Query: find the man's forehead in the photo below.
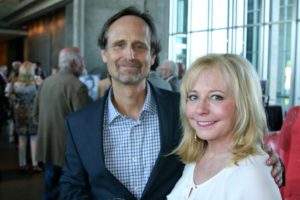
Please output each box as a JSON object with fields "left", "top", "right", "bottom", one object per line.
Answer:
{"left": 107, "top": 16, "right": 150, "bottom": 34}
{"left": 106, "top": 24, "right": 151, "bottom": 45}
{"left": 111, "top": 15, "right": 147, "bottom": 26}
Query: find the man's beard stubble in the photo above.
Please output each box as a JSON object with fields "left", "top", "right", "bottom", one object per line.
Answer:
{"left": 114, "top": 59, "right": 146, "bottom": 85}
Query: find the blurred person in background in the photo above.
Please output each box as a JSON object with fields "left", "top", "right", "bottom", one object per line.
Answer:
{"left": 51, "top": 66, "right": 59, "bottom": 76}
{"left": 33, "top": 47, "right": 91, "bottom": 200}
{"left": 4, "top": 61, "right": 22, "bottom": 143}
{"left": 33, "top": 61, "right": 45, "bottom": 86}
{"left": 160, "top": 60, "right": 180, "bottom": 92}
{"left": 8, "top": 61, "right": 22, "bottom": 83}
{"left": 148, "top": 62, "right": 172, "bottom": 91}
{"left": 6, "top": 61, "right": 40, "bottom": 171}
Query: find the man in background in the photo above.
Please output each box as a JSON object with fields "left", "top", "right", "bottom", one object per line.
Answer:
{"left": 33, "top": 47, "right": 91, "bottom": 200}
{"left": 160, "top": 59, "right": 180, "bottom": 92}
{"left": 147, "top": 63, "right": 172, "bottom": 91}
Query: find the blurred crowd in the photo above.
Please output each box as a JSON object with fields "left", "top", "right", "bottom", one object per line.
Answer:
{"left": 0, "top": 57, "right": 184, "bottom": 173}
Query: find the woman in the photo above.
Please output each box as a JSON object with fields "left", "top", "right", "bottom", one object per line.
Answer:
{"left": 167, "top": 54, "right": 281, "bottom": 199}
{"left": 7, "top": 61, "right": 41, "bottom": 171}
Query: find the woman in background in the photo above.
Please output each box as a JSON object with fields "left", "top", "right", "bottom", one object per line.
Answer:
{"left": 7, "top": 61, "right": 41, "bottom": 171}
{"left": 167, "top": 54, "right": 281, "bottom": 200}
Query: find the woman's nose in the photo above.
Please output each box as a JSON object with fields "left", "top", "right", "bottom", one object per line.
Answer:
{"left": 195, "top": 99, "right": 209, "bottom": 115}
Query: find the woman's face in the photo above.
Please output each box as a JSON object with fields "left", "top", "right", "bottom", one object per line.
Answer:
{"left": 185, "top": 68, "right": 237, "bottom": 145}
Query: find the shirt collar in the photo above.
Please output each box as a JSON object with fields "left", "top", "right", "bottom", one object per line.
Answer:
{"left": 107, "top": 82, "right": 156, "bottom": 124}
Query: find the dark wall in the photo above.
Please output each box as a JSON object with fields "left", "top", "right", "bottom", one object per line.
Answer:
{"left": 24, "top": 10, "right": 65, "bottom": 76}
{"left": 0, "top": 38, "right": 24, "bottom": 70}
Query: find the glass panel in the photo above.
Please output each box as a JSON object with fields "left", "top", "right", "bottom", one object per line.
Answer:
{"left": 248, "top": 12, "right": 254, "bottom": 24}
{"left": 211, "top": 29, "right": 227, "bottom": 53}
{"left": 169, "top": 0, "right": 177, "bottom": 34}
{"left": 170, "top": 34, "right": 187, "bottom": 65}
{"left": 270, "top": 0, "right": 280, "bottom": 22}
{"left": 246, "top": 26, "right": 259, "bottom": 69}
{"left": 299, "top": 0, "right": 300, "bottom": 19}
{"left": 268, "top": 21, "right": 292, "bottom": 112}
{"left": 280, "top": 7, "right": 286, "bottom": 20}
{"left": 190, "top": 32, "right": 207, "bottom": 63}
{"left": 276, "top": 22, "right": 292, "bottom": 109}
{"left": 211, "top": 0, "right": 228, "bottom": 28}
{"left": 295, "top": 19, "right": 300, "bottom": 105}
{"left": 248, "top": 0, "right": 254, "bottom": 10}
{"left": 280, "top": 1, "right": 293, "bottom": 21}
{"left": 247, "top": 0, "right": 260, "bottom": 24}
{"left": 236, "top": 27, "right": 244, "bottom": 55}
{"left": 236, "top": 1, "right": 245, "bottom": 26}
{"left": 271, "top": 0, "right": 292, "bottom": 21}
{"left": 190, "top": 0, "right": 208, "bottom": 31}
{"left": 287, "top": 6, "right": 292, "bottom": 20}
{"left": 177, "top": 0, "right": 188, "bottom": 32}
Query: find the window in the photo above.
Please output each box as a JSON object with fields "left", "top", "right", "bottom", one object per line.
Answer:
{"left": 169, "top": 0, "right": 300, "bottom": 111}
{"left": 169, "top": 0, "right": 188, "bottom": 65}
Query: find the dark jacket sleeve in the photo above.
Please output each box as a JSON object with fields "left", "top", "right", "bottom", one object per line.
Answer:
{"left": 59, "top": 118, "right": 94, "bottom": 200}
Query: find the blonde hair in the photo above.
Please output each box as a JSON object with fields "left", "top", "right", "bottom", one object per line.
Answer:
{"left": 18, "top": 61, "right": 35, "bottom": 83}
{"left": 175, "top": 54, "right": 268, "bottom": 164}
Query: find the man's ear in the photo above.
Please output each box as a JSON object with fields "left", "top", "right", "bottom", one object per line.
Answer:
{"left": 101, "top": 50, "right": 107, "bottom": 63}
{"left": 69, "top": 59, "right": 76, "bottom": 69}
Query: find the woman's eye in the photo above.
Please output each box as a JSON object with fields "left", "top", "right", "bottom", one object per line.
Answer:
{"left": 187, "top": 94, "right": 198, "bottom": 101}
{"left": 211, "top": 95, "right": 224, "bottom": 101}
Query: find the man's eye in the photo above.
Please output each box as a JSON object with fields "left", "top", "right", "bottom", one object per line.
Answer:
{"left": 133, "top": 43, "right": 147, "bottom": 51}
{"left": 114, "top": 43, "right": 125, "bottom": 49}
{"left": 187, "top": 94, "right": 198, "bottom": 101}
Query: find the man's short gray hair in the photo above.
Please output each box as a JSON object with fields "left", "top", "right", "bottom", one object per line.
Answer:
{"left": 58, "top": 50, "right": 80, "bottom": 69}
{"left": 162, "top": 60, "right": 178, "bottom": 76}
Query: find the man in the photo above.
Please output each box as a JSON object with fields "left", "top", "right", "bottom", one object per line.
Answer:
{"left": 147, "top": 64, "right": 172, "bottom": 91}
{"left": 33, "top": 47, "right": 91, "bottom": 200}
{"left": 160, "top": 60, "right": 180, "bottom": 92}
{"left": 60, "top": 7, "right": 283, "bottom": 200}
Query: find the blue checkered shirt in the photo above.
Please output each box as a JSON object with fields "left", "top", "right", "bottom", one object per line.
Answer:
{"left": 103, "top": 83, "right": 161, "bottom": 199}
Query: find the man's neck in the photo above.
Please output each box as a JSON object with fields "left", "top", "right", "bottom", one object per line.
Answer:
{"left": 111, "top": 80, "right": 147, "bottom": 120}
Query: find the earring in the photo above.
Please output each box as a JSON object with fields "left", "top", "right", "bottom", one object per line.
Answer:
{"left": 194, "top": 134, "right": 200, "bottom": 142}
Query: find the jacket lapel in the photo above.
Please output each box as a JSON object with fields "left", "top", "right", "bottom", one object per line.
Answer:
{"left": 141, "top": 85, "right": 181, "bottom": 198}
{"left": 83, "top": 96, "right": 136, "bottom": 199}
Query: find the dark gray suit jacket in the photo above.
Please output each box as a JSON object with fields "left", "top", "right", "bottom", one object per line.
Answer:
{"left": 60, "top": 83, "right": 184, "bottom": 200}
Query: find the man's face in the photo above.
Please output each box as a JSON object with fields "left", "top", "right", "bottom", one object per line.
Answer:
{"left": 160, "top": 65, "right": 171, "bottom": 80}
{"left": 101, "top": 15, "right": 155, "bottom": 85}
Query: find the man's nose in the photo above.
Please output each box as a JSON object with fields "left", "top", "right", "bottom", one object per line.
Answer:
{"left": 124, "top": 47, "right": 135, "bottom": 59}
